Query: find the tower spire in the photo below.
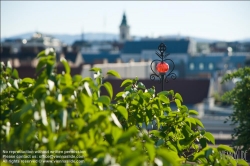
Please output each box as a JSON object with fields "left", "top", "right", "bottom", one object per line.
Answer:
{"left": 119, "top": 12, "right": 130, "bottom": 43}
{"left": 120, "top": 12, "right": 127, "bottom": 26}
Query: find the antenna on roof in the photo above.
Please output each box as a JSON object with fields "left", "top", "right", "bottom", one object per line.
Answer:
{"left": 35, "top": 27, "right": 38, "bottom": 34}
{"left": 81, "top": 27, "right": 84, "bottom": 42}
{"left": 103, "top": 15, "right": 106, "bottom": 41}
{"left": 177, "top": 32, "right": 180, "bottom": 40}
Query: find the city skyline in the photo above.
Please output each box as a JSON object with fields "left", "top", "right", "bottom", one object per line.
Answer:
{"left": 1, "top": 1, "right": 250, "bottom": 41}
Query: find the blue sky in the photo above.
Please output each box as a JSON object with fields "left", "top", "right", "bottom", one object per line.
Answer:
{"left": 1, "top": 1, "right": 250, "bottom": 41}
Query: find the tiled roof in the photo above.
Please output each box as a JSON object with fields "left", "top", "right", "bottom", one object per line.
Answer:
{"left": 189, "top": 55, "right": 246, "bottom": 63}
{"left": 64, "top": 52, "right": 78, "bottom": 62}
{"left": 189, "top": 56, "right": 223, "bottom": 62}
{"left": 82, "top": 53, "right": 120, "bottom": 64}
{"left": 122, "top": 39, "right": 190, "bottom": 54}
{"left": 72, "top": 41, "right": 90, "bottom": 47}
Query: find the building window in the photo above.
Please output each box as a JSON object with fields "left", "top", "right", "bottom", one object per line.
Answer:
{"left": 208, "top": 63, "right": 214, "bottom": 70}
{"left": 122, "top": 33, "right": 125, "bottom": 39}
{"left": 199, "top": 63, "right": 204, "bottom": 70}
{"left": 189, "top": 63, "right": 194, "bottom": 70}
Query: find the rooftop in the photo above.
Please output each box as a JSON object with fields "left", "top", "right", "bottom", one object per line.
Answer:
{"left": 122, "top": 39, "right": 190, "bottom": 54}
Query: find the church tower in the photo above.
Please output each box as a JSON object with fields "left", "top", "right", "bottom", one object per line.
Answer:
{"left": 119, "top": 12, "right": 130, "bottom": 42}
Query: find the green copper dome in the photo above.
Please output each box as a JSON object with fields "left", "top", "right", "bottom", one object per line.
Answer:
{"left": 120, "top": 13, "right": 127, "bottom": 26}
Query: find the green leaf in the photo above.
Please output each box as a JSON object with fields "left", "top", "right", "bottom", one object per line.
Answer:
{"left": 22, "top": 78, "right": 34, "bottom": 84}
{"left": 229, "top": 158, "right": 237, "bottom": 166}
{"left": 62, "top": 86, "right": 74, "bottom": 95}
{"left": 117, "top": 126, "right": 137, "bottom": 144}
{"left": 148, "top": 88, "right": 155, "bottom": 96}
{"left": 62, "top": 73, "right": 72, "bottom": 86}
{"left": 142, "top": 92, "right": 151, "bottom": 100}
{"left": 205, "top": 148, "right": 213, "bottom": 158}
{"left": 107, "top": 70, "right": 121, "bottom": 79}
{"left": 97, "top": 96, "right": 110, "bottom": 106}
{"left": 124, "top": 85, "right": 132, "bottom": 92}
{"left": 200, "top": 130, "right": 206, "bottom": 135}
{"left": 46, "top": 58, "right": 55, "bottom": 76}
{"left": 112, "top": 126, "right": 123, "bottom": 143}
{"left": 200, "top": 138, "right": 207, "bottom": 149}
{"left": 117, "top": 105, "right": 128, "bottom": 120}
{"left": 73, "top": 74, "right": 83, "bottom": 82}
{"left": 138, "top": 82, "right": 146, "bottom": 89}
{"left": 37, "top": 50, "right": 46, "bottom": 57}
{"left": 159, "top": 95, "right": 170, "bottom": 104}
{"left": 103, "top": 82, "right": 113, "bottom": 99}
{"left": 157, "top": 91, "right": 169, "bottom": 96}
{"left": 175, "top": 99, "right": 181, "bottom": 107}
{"left": 33, "top": 85, "right": 46, "bottom": 99}
{"left": 193, "top": 150, "right": 205, "bottom": 161}
{"left": 121, "top": 79, "right": 133, "bottom": 87}
{"left": 16, "top": 92, "right": 25, "bottom": 101}
{"left": 156, "top": 148, "right": 180, "bottom": 166}
{"left": 180, "top": 105, "right": 188, "bottom": 114}
{"left": 169, "top": 90, "right": 174, "bottom": 96}
{"left": 189, "top": 110, "right": 199, "bottom": 115}
{"left": 182, "top": 124, "right": 193, "bottom": 137}
{"left": 217, "top": 145, "right": 234, "bottom": 153}
{"left": 14, "top": 103, "right": 33, "bottom": 121}
{"left": 131, "top": 100, "right": 138, "bottom": 106}
{"left": 12, "top": 69, "right": 19, "bottom": 79}
{"left": 175, "top": 93, "right": 183, "bottom": 102}
{"left": 156, "top": 139, "right": 164, "bottom": 146}
{"left": 237, "top": 159, "right": 248, "bottom": 166}
{"left": 145, "top": 143, "right": 155, "bottom": 162}
{"left": 150, "top": 130, "right": 161, "bottom": 137}
{"left": 184, "top": 118, "right": 191, "bottom": 127}
{"left": 82, "top": 77, "right": 93, "bottom": 83}
{"left": 36, "top": 57, "right": 47, "bottom": 73}
{"left": 60, "top": 58, "right": 70, "bottom": 74}
{"left": 194, "top": 118, "right": 205, "bottom": 128}
{"left": 189, "top": 117, "right": 197, "bottom": 126}
{"left": 166, "top": 141, "right": 178, "bottom": 152}
{"left": 90, "top": 67, "right": 101, "bottom": 72}
{"left": 88, "top": 146, "right": 107, "bottom": 157}
{"left": 115, "top": 92, "right": 125, "bottom": 99}
{"left": 204, "top": 132, "right": 215, "bottom": 144}
{"left": 156, "top": 117, "right": 160, "bottom": 129}
{"left": 120, "top": 151, "right": 145, "bottom": 166}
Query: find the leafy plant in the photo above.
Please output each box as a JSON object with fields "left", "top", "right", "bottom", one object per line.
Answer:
{"left": 0, "top": 49, "right": 248, "bottom": 166}
{"left": 221, "top": 67, "right": 250, "bottom": 153}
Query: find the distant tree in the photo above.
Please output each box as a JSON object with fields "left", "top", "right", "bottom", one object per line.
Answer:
{"left": 221, "top": 67, "right": 250, "bottom": 152}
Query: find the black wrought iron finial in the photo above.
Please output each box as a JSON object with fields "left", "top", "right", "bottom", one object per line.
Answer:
{"left": 150, "top": 43, "right": 177, "bottom": 91}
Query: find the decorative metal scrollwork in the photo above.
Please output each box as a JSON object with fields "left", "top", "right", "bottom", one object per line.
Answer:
{"left": 150, "top": 43, "right": 176, "bottom": 90}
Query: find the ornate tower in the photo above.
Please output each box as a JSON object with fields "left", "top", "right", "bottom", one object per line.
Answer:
{"left": 119, "top": 12, "right": 130, "bottom": 42}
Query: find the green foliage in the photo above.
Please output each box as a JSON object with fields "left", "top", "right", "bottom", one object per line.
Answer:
{"left": 221, "top": 67, "right": 250, "bottom": 152}
{"left": 192, "top": 145, "right": 248, "bottom": 166}
{"left": 0, "top": 50, "right": 248, "bottom": 166}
